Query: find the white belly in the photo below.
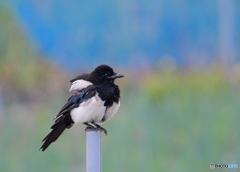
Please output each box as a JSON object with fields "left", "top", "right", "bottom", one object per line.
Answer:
{"left": 102, "top": 102, "right": 120, "bottom": 123}
{"left": 70, "top": 94, "right": 105, "bottom": 124}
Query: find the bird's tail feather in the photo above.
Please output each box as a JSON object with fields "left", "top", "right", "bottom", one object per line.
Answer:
{"left": 40, "top": 116, "right": 67, "bottom": 152}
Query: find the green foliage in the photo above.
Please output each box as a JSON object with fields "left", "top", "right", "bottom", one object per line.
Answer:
{"left": 143, "top": 66, "right": 229, "bottom": 103}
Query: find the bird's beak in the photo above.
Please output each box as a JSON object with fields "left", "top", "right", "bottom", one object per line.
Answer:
{"left": 109, "top": 73, "right": 124, "bottom": 79}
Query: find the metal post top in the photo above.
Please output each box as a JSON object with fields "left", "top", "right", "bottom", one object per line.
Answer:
{"left": 86, "top": 129, "right": 102, "bottom": 172}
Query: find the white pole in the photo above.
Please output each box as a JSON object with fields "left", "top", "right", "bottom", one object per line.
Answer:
{"left": 86, "top": 130, "right": 102, "bottom": 172}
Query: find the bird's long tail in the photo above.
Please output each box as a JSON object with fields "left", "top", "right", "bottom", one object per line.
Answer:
{"left": 40, "top": 113, "right": 73, "bottom": 152}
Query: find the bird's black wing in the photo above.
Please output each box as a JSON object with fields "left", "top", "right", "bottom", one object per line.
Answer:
{"left": 40, "top": 85, "right": 97, "bottom": 151}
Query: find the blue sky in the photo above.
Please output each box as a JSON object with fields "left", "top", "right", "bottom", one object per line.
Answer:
{"left": 1, "top": 0, "right": 239, "bottom": 69}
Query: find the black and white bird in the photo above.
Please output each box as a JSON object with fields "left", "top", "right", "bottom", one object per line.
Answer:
{"left": 40, "top": 64, "right": 124, "bottom": 151}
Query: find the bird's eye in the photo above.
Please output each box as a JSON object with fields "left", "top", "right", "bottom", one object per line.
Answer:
{"left": 104, "top": 72, "right": 110, "bottom": 77}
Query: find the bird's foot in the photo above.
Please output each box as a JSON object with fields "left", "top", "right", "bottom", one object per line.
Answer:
{"left": 85, "top": 126, "right": 97, "bottom": 132}
{"left": 96, "top": 126, "right": 108, "bottom": 136}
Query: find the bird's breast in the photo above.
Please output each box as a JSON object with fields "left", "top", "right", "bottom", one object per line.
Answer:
{"left": 102, "top": 101, "right": 120, "bottom": 123}
{"left": 70, "top": 94, "right": 105, "bottom": 124}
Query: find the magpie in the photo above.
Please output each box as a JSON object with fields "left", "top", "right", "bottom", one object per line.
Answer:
{"left": 40, "top": 64, "right": 124, "bottom": 151}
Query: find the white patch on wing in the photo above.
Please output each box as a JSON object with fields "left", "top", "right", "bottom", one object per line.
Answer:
{"left": 70, "top": 94, "right": 105, "bottom": 124}
{"left": 69, "top": 80, "right": 92, "bottom": 92}
{"left": 102, "top": 102, "right": 120, "bottom": 123}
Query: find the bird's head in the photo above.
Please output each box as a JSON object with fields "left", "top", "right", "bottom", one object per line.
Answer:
{"left": 90, "top": 65, "right": 124, "bottom": 84}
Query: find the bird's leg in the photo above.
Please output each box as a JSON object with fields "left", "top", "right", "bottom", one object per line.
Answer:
{"left": 84, "top": 122, "right": 97, "bottom": 132}
{"left": 92, "top": 122, "right": 108, "bottom": 135}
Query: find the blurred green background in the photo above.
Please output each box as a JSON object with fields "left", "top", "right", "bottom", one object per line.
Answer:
{"left": 0, "top": 1, "right": 240, "bottom": 172}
